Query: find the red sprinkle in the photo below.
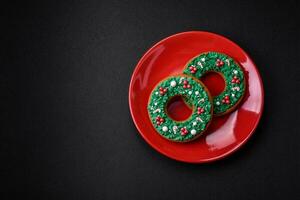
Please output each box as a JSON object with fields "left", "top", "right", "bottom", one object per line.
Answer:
{"left": 231, "top": 76, "right": 240, "bottom": 84}
{"left": 156, "top": 116, "right": 165, "bottom": 125}
{"left": 216, "top": 59, "right": 224, "bottom": 67}
{"left": 180, "top": 128, "right": 188, "bottom": 136}
{"left": 159, "top": 87, "right": 167, "bottom": 95}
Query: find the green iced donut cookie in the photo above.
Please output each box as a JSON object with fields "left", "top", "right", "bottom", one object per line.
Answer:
{"left": 183, "top": 52, "right": 246, "bottom": 116}
{"left": 147, "top": 75, "right": 213, "bottom": 142}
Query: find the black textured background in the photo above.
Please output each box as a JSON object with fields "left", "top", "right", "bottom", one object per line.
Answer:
{"left": 2, "top": 0, "right": 300, "bottom": 199}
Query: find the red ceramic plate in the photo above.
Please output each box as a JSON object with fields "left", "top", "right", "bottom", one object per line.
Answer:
{"left": 129, "top": 31, "right": 264, "bottom": 163}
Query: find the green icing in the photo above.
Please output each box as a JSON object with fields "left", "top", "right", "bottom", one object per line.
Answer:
{"left": 148, "top": 76, "right": 212, "bottom": 142}
{"left": 183, "top": 52, "right": 245, "bottom": 115}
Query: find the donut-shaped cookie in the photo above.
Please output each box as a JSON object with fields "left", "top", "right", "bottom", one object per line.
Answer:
{"left": 183, "top": 52, "right": 246, "bottom": 116}
{"left": 147, "top": 75, "right": 213, "bottom": 142}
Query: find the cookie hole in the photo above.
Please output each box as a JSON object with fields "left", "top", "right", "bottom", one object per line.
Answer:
{"left": 201, "top": 72, "right": 225, "bottom": 96}
{"left": 166, "top": 96, "right": 192, "bottom": 121}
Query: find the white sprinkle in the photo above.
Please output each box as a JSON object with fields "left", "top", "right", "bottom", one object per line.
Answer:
{"left": 216, "top": 101, "right": 220, "bottom": 105}
{"left": 201, "top": 58, "right": 205, "bottom": 62}
{"left": 192, "top": 121, "right": 197, "bottom": 126}
{"left": 232, "top": 93, "right": 235, "bottom": 97}
{"left": 170, "top": 80, "right": 177, "bottom": 87}
{"left": 196, "top": 117, "right": 203, "bottom": 122}
{"left": 197, "top": 61, "right": 203, "bottom": 68}
{"left": 198, "top": 98, "right": 204, "bottom": 103}
{"left": 188, "top": 91, "right": 192, "bottom": 95}
{"left": 155, "top": 92, "right": 159, "bottom": 95}
{"left": 191, "top": 129, "right": 197, "bottom": 135}
{"left": 154, "top": 102, "right": 157, "bottom": 106}
{"left": 153, "top": 108, "right": 161, "bottom": 113}
{"left": 233, "top": 70, "right": 238, "bottom": 74}
{"left": 173, "top": 126, "right": 178, "bottom": 134}
{"left": 195, "top": 91, "right": 199, "bottom": 95}
{"left": 225, "top": 59, "right": 230, "bottom": 66}
{"left": 179, "top": 77, "right": 184, "bottom": 84}
{"left": 162, "top": 126, "right": 168, "bottom": 132}
{"left": 232, "top": 86, "right": 240, "bottom": 91}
